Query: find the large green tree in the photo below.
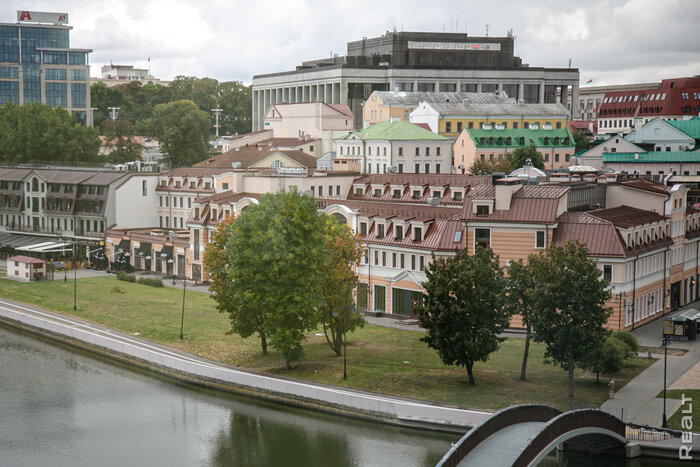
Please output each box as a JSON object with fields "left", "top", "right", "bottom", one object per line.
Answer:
{"left": 529, "top": 241, "right": 612, "bottom": 400}
{"left": 0, "top": 102, "right": 101, "bottom": 164}
{"left": 506, "top": 144, "right": 545, "bottom": 170}
{"left": 468, "top": 159, "right": 512, "bottom": 175}
{"left": 152, "top": 99, "right": 211, "bottom": 167}
{"left": 573, "top": 130, "right": 591, "bottom": 153}
{"left": 100, "top": 119, "right": 144, "bottom": 164}
{"left": 205, "top": 190, "right": 327, "bottom": 368}
{"left": 217, "top": 81, "right": 252, "bottom": 135}
{"left": 505, "top": 259, "right": 537, "bottom": 381}
{"left": 416, "top": 247, "right": 509, "bottom": 385}
{"left": 317, "top": 215, "right": 365, "bottom": 356}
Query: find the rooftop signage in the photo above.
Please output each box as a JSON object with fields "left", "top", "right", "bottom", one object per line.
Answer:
{"left": 408, "top": 41, "right": 501, "bottom": 51}
{"left": 17, "top": 11, "right": 69, "bottom": 25}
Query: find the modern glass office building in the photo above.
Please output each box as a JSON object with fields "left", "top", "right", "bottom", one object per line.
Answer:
{"left": 0, "top": 11, "right": 92, "bottom": 125}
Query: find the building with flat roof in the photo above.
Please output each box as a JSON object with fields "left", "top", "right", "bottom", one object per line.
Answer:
{"left": 91, "top": 63, "right": 170, "bottom": 87}
{"left": 0, "top": 10, "right": 92, "bottom": 125}
{"left": 252, "top": 31, "right": 580, "bottom": 131}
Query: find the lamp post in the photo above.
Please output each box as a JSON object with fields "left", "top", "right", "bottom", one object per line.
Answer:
{"left": 179, "top": 278, "right": 186, "bottom": 339}
{"left": 662, "top": 335, "right": 669, "bottom": 427}
{"left": 73, "top": 243, "right": 77, "bottom": 310}
{"left": 62, "top": 237, "right": 67, "bottom": 282}
{"left": 615, "top": 291, "right": 626, "bottom": 330}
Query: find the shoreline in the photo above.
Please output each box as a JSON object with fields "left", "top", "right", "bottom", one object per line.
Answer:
{"left": 0, "top": 297, "right": 489, "bottom": 433}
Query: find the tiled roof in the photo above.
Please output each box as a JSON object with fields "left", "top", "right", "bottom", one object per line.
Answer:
{"left": 351, "top": 173, "right": 491, "bottom": 187}
{"left": 603, "top": 151, "right": 700, "bottom": 163}
{"left": 195, "top": 149, "right": 318, "bottom": 169}
{"left": 326, "top": 103, "right": 353, "bottom": 118}
{"left": 618, "top": 179, "right": 670, "bottom": 196}
{"left": 465, "top": 127, "right": 574, "bottom": 148}
{"left": 375, "top": 91, "right": 508, "bottom": 106}
{"left": 462, "top": 185, "right": 569, "bottom": 223}
{"left": 665, "top": 118, "right": 700, "bottom": 140}
{"left": 427, "top": 101, "right": 569, "bottom": 118}
{"left": 320, "top": 198, "right": 462, "bottom": 220}
{"left": 590, "top": 205, "right": 667, "bottom": 229}
{"left": 341, "top": 121, "right": 450, "bottom": 141}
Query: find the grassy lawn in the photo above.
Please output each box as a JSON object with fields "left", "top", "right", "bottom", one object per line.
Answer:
{"left": 0, "top": 276, "right": 653, "bottom": 411}
{"left": 657, "top": 389, "right": 700, "bottom": 431}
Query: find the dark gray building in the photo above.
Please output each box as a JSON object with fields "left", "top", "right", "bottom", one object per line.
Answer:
{"left": 252, "top": 31, "right": 579, "bottom": 130}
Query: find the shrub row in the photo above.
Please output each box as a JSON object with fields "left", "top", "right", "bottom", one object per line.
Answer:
{"left": 116, "top": 272, "right": 163, "bottom": 288}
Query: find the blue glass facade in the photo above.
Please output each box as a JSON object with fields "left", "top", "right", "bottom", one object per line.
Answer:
{"left": 0, "top": 21, "right": 90, "bottom": 122}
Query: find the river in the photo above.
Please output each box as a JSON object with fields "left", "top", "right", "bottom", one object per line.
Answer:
{"left": 0, "top": 325, "right": 687, "bottom": 467}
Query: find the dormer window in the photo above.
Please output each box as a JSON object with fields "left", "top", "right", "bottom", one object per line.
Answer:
{"left": 453, "top": 191, "right": 463, "bottom": 200}
{"left": 194, "top": 207, "right": 200, "bottom": 218}
{"left": 355, "top": 187, "right": 364, "bottom": 196}
{"left": 412, "top": 190, "right": 421, "bottom": 199}
{"left": 476, "top": 205, "right": 490, "bottom": 215}
{"left": 212, "top": 209, "right": 218, "bottom": 220}
{"left": 414, "top": 227, "right": 423, "bottom": 241}
{"left": 393, "top": 189, "right": 401, "bottom": 198}
{"left": 374, "top": 188, "right": 382, "bottom": 197}
{"left": 205, "top": 182, "right": 212, "bottom": 189}
{"left": 175, "top": 181, "right": 182, "bottom": 188}
{"left": 160, "top": 180, "right": 167, "bottom": 187}
{"left": 360, "top": 222, "right": 367, "bottom": 236}
{"left": 377, "top": 224, "right": 385, "bottom": 238}
{"left": 190, "top": 181, "right": 196, "bottom": 188}
{"left": 395, "top": 225, "right": 403, "bottom": 239}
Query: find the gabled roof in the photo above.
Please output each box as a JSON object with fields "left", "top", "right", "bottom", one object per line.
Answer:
{"left": 341, "top": 121, "right": 449, "bottom": 141}
{"left": 195, "top": 149, "right": 317, "bottom": 169}
{"left": 421, "top": 101, "right": 569, "bottom": 118}
{"left": 618, "top": 179, "right": 671, "bottom": 196}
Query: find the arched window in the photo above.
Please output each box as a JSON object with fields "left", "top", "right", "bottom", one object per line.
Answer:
{"left": 32, "top": 177, "right": 39, "bottom": 192}
{"left": 333, "top": 213, "right": 347, "bottom": 225}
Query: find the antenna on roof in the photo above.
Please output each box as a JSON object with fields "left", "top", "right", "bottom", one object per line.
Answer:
{"left": 485, "top": 24, "right": 489, "bottom": 36}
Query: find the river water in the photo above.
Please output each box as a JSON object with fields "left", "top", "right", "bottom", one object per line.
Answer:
{"left": 0, "top": 325, "right": 687, "bottom": 467}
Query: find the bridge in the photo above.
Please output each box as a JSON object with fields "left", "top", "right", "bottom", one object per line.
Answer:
{"left": 436, "top": 404, "right": 628, "bottom": 467}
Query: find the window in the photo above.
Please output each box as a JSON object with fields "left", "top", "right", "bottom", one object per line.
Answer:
{"left": 193, "top": 229, "right": 200, "bottom": 260}
{"left": 603, "top": 264, "right": 612, "bottom": 282}
{"left": 398, "top": 163, "right": 403, "bottom": 173}
{"left": 360, "top": 222, "right": 367, "bottom": 236}
{"left": 355, "top": 188, "right": 363, "bottom": 196}
{"left": 412, "top": 189, "right": 421, "bottom": 199}
{"left": 382, "top": 251, "right": 386, "bottom": 266}
{"left": 319, "top": 186, "right": 323, "bottom": 197}
{"left": 446, "top": 122, "right": 452, "bottom": 133}
{"left": 424, "top": 163, "right": 429, "bottom": 173}
{"left": 415, "top": 164, "right": 420, "bottom": 173}
{"left": 425, "top": 147, "right": 430, "bottom": 156}
{"left": 536, "top": 230, "right": 545, "bottom": 249}
{"left": 395, "top": 225, "right": 403, "bottom": 239}
{"left": 414, "top": 227, "right": 422, "bottom": 241}
{"left": 374, "top": 250, "right": 379, "bottom": 266}
{"left": 392, "top": 253, "right": 397, "bottom": 267}
{"left": 377, "top": 224, "right": 385, "bottom": 237}
{"left": 398, "top": 147, "right": 403, "bottom": 156}
{"left": 475, "top": 228, "right": 490, "bottom": 249}
{"left": 453, "top": 191, "right": 463, "bottom": 200}
{"left": 393, "top": 189, "right": 401, "bottom": 198}
{"left": 415, "top": 147, "right": 420, "bottom": 156}
{"left": 400, "top": 254, "right": 405, "bottom": 269}
{"left": 419, "top": 256, "right": 425, "bottom": 271}
{"left": 411, "top": 255, "right": 416, "bottom": 270}
{"left": 374, "top": 188, "right": 382, "bottom": 197}
{"left": 476, "top": 205, "right": 489, "bottom": 215}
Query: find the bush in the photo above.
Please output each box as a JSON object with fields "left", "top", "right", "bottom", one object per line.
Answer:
{"left": 116, "top": 271, "right": 136, "bottom": 283}
{"left": 584, "top": 336, "right": 628, "bottom": 378}
{"left": 111, "top": 286, "right": 125, "bottom": 294}
{"left": 610, "top": 330, "right": 639, "bottom": 355}
{"left": 137, "top": 277, "right": 164, "bottom": 288}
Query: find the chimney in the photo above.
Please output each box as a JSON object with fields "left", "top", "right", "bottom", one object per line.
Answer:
{"left": 494, "top": 178, "right": 522, "bottom": 210}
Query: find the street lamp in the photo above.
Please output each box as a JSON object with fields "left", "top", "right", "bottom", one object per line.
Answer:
{"left": 179, "top": 278, "right": 187, "bottom": 339}
{"left": 662, "top": 335, "right": 670, "bottom": 427}
{"left": 73, "top": 243, "right": 77, "bottom": 310}
{"left": 614, "top": 291, "right": 626, "bottom": 330}
{"left": 168, "top": 258, "right": 175, "bottom": 284}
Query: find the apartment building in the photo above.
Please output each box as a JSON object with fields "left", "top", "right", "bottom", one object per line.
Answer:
{"left": 335, "top": 121, "right": 453, "bottom": 174}
{"left": 409, "top": 100, "right": 570, "bottom": 138}
{"left": 454, "top": 124, "right": 575, "bottom": 172}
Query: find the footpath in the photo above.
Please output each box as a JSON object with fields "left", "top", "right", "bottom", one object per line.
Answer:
{"left": 601, "top": 304, "right": 700, "bottom": 428}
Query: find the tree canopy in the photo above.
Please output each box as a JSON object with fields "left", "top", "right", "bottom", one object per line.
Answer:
{"left": 417, "top": 247, "right": 509, "bottom": 385}
{"left": 573, "top": 130, "right": 591, "bottom": 153}
{"left": 90, "top": 76, "right": 252, "bottom": 137}
{"left": 468, "top": 159, "right": 512, "bottom": 175}
{"left": 205, "top": 190, "right": 327, "bottom": 368}
{"left": 505, "top": 259, "right": 537, "bottom": 380}
{"left": 529, "top": 241, "right": 612, "bottom": 400}
{"left": 317, "top": 215, "right": 364, "bottom": 356}
{"left": 506, "top": 144, "right": 545, "bottom": 170}
{"left": 152, "top": 100, "right": 211, "bottom": 167}
{"left": 0, "top": 102, "right": 101, "bottom": 165}
{"left": 100, "top": 119, "right": 144, "bottom": 164}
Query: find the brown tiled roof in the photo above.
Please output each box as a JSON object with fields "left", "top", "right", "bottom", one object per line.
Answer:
{"left": 463, "top": 185, "right": 569, "bottom": 224}
{"left": 326, "top": 103, "right": 353, "bottom": 118}
{"left": 619, "top": 179, "right": 670, "bottom": 196}
{"left": 318, "top": 198, "right": 462, "bottom": 220}
{"left": 255, "top": 137, "right": 320, "bottom": 148}
{"left": 553, "top": 210, "right": 673, "bottom": 258}
{"left": 195, "top": 149, "right": 318, "bottom": 169}
{"left": 591, "top": 205, "right": 667, "bottom": 228}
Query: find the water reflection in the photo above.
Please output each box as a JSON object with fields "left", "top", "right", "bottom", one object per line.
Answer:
{"left": 0, "top": 326, "right": 455, "bottom": 467}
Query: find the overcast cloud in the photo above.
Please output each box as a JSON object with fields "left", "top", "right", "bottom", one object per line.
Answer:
{"left": 5, "top": 0, "right": 700, "bottom": 86}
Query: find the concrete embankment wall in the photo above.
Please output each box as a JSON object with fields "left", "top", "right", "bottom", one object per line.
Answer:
{"left": 0, "top": 304, "right": 489, "bottom": 433}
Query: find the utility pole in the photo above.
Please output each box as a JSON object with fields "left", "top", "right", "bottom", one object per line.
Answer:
{"left": 212, "top": 108, "right": 223, "bottom": 137}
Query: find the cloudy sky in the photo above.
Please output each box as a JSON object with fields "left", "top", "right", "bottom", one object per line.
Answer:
{"left": 5, "top": 0, "right": 700, "bottom": 86}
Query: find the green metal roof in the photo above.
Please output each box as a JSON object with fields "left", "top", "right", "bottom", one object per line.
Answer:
{"left": 466, "top": 127, "right": 574, "bottom": 148}
{"left": 602, "top": 151, "right": 700, "bottom": 163}
{"left": 342, "top": 121, "right": 449, "bottom": 141}
{"left": 667, "top": 117, "right": 700, "bottom": 140}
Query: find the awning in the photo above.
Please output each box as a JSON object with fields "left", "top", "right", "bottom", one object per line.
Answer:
{"left": 116, "top": 239, "right": 130, "bottom": 254}
{"left": 156, "top": 245, "right": 173, "bottom": 260}
{"left": 16, "top": 241, "right": 72, "bottom": 253}
{"left": 135, "top": 242, "right": 152, "bottom": 257}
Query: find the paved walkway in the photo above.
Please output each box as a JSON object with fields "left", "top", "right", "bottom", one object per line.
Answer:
{"left": 0, "top": 294, "right": 490, "bottom": 431}
{"left": 602, "top": 304, "right": 700, "bottom": 427}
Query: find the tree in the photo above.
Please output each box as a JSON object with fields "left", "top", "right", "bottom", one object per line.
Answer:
{"left": 100, "top": 119, "right": 144, "bottom": 164}
{"left": 505, "top": 259, "right": 536, "bottom": 380}
{"left": 573, "top": 130, "right": 590, "bottom": 153}
{"left": 152, "top": 100, "right": 211, "bottom": 167}
{"left": 468, "top": 159, "right": 512, "bottom": 175}
{"left": 0, "top": 102, "right": 101, "bottom": 164}
{"left": 218, "top": 81, "right": 252, "bottom": 135}
{"left": 583, "top": 335, "right": 626, "bottom": 383}
{"left": 416, "top": 247, "right": 509, "bottom": 385}
{"left": 529, "top": 241, "right": 612, "bottom": 400}
{"left": 204, "top": 190, "right": 327, "bottom": 368}
{"left": 505, "top": 144, "right": 544, "bottom": 170}
{"left": 317, "top": 215, "right": 364, "bottom": 356}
